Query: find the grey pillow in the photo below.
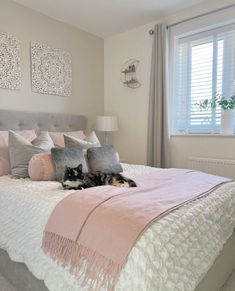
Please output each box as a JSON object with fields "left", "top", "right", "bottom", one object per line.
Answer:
{"left": 87, "top": 145, "right": 123, "bottom": 174}
{"left": 9, "top": 131, "right": 54, "bottom": 178}
{"left": 64, "top": 131, "right": 100, "bottom": 150}
{"left": 51, "top": 147, "right": 88, "bottom": 181}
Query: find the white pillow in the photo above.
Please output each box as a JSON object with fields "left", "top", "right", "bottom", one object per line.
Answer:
{"left": 64, "top": 131, "right": 101, "bottom": 149}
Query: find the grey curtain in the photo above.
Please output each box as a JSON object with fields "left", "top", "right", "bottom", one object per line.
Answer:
{"left": 147, "top": 24, "right": 170, "bottom": 168}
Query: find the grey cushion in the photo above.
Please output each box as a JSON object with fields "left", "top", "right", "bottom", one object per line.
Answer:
{"left": 64, "top": 131, "right": 100, "bottom": 150}
{"left": 87, "top": 145, "right": 123, "bottom": 174}
{"left": 51, "top": 147, "right": 88, "bottom": 181}
{"left": 9, "top": 131, "right": 54, "bottom": 178}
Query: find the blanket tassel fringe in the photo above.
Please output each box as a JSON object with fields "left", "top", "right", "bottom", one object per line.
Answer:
{"left": 42, "top": 231, "right": 124, "bottom": 291}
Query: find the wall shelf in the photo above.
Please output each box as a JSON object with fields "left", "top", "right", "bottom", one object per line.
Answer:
{"left": 121, "top": 59, "right": 141, "bottom": 89}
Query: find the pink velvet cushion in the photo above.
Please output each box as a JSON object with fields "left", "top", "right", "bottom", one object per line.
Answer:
{"left": 49, "top": 131, "right": 85, "bottom": 148}
{"left": 0, "top": 130, "right": 37, "bottom": 176}
{"left": 29, "top": 152, "right": 56, "bottom": 181}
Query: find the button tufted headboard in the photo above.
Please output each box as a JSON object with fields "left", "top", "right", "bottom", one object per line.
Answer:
{"left": 0, "top": 109, "right": 87, "bottom": 132}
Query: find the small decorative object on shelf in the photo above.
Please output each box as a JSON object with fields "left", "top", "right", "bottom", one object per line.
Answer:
{"left": 121, "top": 59, "right": 141, "bottom": 89}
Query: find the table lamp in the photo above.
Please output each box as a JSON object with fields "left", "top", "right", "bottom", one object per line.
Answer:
{"left": 95, "top": 115, "right": 118, "bottom": 144}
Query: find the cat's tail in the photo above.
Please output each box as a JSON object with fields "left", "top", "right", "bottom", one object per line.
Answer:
{"left": 128, "top": 179, "right": 137, "bottom": 187}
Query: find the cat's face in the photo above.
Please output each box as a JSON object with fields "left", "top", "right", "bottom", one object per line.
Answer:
{"left": 62, "top": 165, "right": 84, "bottom": 193}
{"left": 63, "top": 164, "right": 83, "bottom": 180}
{"left": 62, "top": 165, "right": 84, "bottom": 189}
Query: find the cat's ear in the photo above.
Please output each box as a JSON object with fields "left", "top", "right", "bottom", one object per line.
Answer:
{"left": 77, "top": 164, "right": 83, "bottom": 172}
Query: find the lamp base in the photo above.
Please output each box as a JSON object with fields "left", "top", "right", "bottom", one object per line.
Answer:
{"left": 104, "top": 131, "right": 109, "bottom": 145}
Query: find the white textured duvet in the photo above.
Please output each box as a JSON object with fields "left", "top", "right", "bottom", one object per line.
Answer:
{"left": 0, "top": 164, "right": 235, "bottom": 291}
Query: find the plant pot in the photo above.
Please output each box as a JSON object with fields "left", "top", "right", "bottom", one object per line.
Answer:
{"left": 220, "top": 110, "right": 234, "bottom": 134}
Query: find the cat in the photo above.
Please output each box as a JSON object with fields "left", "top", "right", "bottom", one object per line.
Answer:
{"left": 61, "top": 164, "right": 137, "bottom": 190}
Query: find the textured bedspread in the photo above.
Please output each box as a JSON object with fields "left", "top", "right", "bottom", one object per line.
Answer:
{"left": 0, "top": 164, "right": 235, "bottom": 291}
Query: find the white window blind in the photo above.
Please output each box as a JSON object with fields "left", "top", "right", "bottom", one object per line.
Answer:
{"left": 172, "top": 23, "right": 235, "bottom": 133}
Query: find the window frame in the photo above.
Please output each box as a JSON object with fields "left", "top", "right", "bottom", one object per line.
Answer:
{"left": 169, "top": 15, "right": 235, "bottom": 135}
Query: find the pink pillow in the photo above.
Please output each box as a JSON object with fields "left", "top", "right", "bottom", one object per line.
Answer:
{"left": 0, "top": 130, "right": 37, "bottom": 176}
{"left": 49, "top": 131, "right": 85, "bottom": 147}
{"left": 29, "top": 152, "right": 56, "bottom": 181}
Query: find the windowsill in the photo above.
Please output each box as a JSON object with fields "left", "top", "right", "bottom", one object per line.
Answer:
{"left": 171, "top": 133, "right": 235, "bottom": 137}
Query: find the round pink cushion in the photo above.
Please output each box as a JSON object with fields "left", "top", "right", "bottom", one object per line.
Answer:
{"left": 0, "top": 157, "right": 10, "bottom": 176}
{"left": 29, "top": 152, "right": 56, "bottom": 181}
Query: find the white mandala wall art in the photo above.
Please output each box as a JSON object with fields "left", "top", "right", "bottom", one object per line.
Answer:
{"left": 31, "top": 42, "right": 72, "bottom": 96}
{"left": 0, "top": 32, "right": 21, "bottom": 90}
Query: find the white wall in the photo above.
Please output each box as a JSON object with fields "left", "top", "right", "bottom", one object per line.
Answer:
{"left": 0, "top": 0, "right": 104, "bottom": 131}
{"left": 104, "top": 0, "right": 235, "bottom": 166}
{"left": 104, "top": 23, "right": 153, "bottom": 164}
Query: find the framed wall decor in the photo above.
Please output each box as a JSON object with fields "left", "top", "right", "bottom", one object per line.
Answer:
{"left": 121, "top": 58, "right": 141, "bottom": 89}
{"left": 0, "top": 32, "right": 21, "bottom": 90}
{"left": 31, "top": 42, "right": 72, "bottom": 97}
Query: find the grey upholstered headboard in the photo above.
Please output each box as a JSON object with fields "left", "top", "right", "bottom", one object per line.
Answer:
{"left": 0, "top": 109, "right": 87, "bottom": 132}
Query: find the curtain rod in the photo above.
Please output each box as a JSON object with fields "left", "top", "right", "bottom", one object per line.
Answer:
{"left": 149, "top": 3, "right": 235, "bottom": 35}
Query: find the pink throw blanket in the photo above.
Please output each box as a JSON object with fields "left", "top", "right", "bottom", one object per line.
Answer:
{"left": 42, "top": 169, "right": 230, "bottom": 290}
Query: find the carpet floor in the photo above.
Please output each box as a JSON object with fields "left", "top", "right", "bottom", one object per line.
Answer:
{"left": 0, "top": 274, "right": 17, "bottom": 291}
{"left": 222, "top": 269, "right": 235, "bottom": 291}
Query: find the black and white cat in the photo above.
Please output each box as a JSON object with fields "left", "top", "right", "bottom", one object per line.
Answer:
{"left": 61, "top": 164, "right": 137, "bottom": 190}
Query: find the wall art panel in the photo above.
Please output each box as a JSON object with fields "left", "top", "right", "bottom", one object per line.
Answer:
{"left": 31, "top": 42, "right": 72, "bottom": 96}
{"left": 0, "top": 32, "right": 21, "bottom": 90}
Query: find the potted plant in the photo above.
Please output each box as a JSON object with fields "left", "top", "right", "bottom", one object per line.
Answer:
{"left": 198, "top": 94, "right": 235, "bottom": 134}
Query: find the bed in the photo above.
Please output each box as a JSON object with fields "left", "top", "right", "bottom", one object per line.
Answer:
{"left": 0, "top": 109, "right": 234, "bottom": 291}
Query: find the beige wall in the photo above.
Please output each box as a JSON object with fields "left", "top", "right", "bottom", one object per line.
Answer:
{"left": 104, "top": 23, "right": 153, "bottom": 164}
{"left": 104, "top": 0, "right": 235, "bottom": 166}
{"left": 170, "top": 135, "right": 235, "bottom": 170}
{"left": 2, "top": 0, "right": 235, "bottom": 166}
{"left": 0, "top": 0, "right": 104, "bottom": 131}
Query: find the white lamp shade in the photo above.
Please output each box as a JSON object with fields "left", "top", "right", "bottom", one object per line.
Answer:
{"left": 95, "top": 116, "right": 118, "bottom": 132}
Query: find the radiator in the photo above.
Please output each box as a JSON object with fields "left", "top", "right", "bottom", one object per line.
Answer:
{"left": 188, "top": 157, "right": 235, "bottom": 179}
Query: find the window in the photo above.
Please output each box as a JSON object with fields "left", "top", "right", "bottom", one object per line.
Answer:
{"left": 172, "top": 23, "right": 235, "bottom": 134}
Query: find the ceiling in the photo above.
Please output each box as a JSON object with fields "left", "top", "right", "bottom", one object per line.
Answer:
{"left": 13, "top": 0, "right": 207, "bottom": 38}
